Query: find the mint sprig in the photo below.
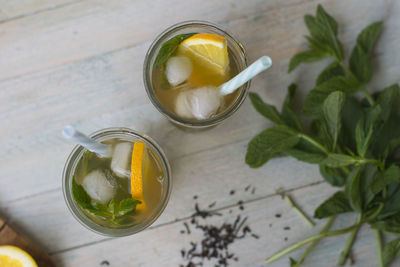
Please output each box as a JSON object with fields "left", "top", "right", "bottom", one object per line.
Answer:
{"left": 246, "top": 4, "right": 400, "bottom": 266}
{"left": 72, "top": 178, "right": 141, "bottom": 225}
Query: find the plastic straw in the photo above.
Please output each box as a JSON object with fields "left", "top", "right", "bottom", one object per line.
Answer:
{"left": 220, "top": 56, "right": 272, "bottom": 96}
{"left": 62, "top": 125, "right": 111, "bottom": 157}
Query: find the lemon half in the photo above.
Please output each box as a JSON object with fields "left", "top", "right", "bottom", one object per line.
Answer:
{"left": 0, "top": 246, "right": 37, "bottom": 267}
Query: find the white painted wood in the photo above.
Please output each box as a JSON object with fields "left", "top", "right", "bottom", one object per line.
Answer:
{"left": 50, "top": 183, "right": 400, "bottom": 266}
{"left": 0, "top": 0, "right": 78, "bottom": 23}
{"left": 1, "top": 0, "right": 399, "bottom": 266}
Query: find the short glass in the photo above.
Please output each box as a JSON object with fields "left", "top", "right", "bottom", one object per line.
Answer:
{"left": 62, "top": 127, "right": 172, "bottom": 237}
{"left": 143, "top": 20, "right": 249, "bottom": 129}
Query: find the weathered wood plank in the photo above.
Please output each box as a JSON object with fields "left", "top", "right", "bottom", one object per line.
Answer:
{"left": 0, "top": 0, "right": 329, "bottom": 81}
{"left": 2, "top": 137, "right": 323, "bottom": 252}
{"left": 1, "top": 0, "right": 399, "bottom": 203}
{"left": 0, "top": 0, "right": 79, "bottom": 23}
{"left": 49, "top": 182, "right": 400, "bottom": 266}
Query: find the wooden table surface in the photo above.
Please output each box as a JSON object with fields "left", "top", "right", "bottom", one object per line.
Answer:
{"left": 1, "top": 0, "right": 399, "bottom": 266}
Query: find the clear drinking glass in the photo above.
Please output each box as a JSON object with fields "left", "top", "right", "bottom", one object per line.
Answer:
{"left": 62, "top": 127, "right": 172, "bottom": 237}
{"left": 143, "top": 20, "right": 249, "bottom": 129}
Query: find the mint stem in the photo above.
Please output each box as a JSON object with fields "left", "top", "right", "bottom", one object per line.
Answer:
{"left": 265, "top": 223, "right": 359, "bottom": 264}
{"left": 285, "top": 195, "right": 315, "bottom": 227}
{"left": 374, "top": 229, "right": 384, "bottom": 267}
{"left": 299, "top": 134, "right": 328, "bottom": 154}
{"left": 338, "top": 216, "right": 362, "bottom": 265}
{"left": 294, "top": 216, "right": 336, "bottom": 267}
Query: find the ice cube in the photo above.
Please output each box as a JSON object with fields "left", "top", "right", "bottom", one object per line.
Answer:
{"left": 111, "top": 142, "right": 132, "bottom": 178}
{"left": 175, "top": 86, "right": 221, "bottom": 119}
{"left": 165, "top": 56, "right": 193, "bottom": 86}
{"left": 82, "top": 170, "right": 116, "bottom": 204}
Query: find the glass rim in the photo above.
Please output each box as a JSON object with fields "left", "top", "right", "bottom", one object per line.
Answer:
{"left": 62, "top": 127, "right": 172, "bottom": 237}
{"left": 143, "top": 20, "right": 250, "bottom": 128}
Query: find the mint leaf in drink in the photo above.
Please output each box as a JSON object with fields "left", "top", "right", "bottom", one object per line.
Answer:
{"left": 246, "top": 125, "right": 300, "bottom": 168}
{"left": 85, "top": 208, "right": 113, "bottom": 219}
{"left": 108, "top": 199, "right": 116, "bottom": 215}
{"left": 118, "top": 198, "right": 141, "bottom": 216}
{"left": 113, "top": 216, "right": 135, "bottom": 226}
{"left": 288, "top": 50, "right": 328, "bottom": 72}
{"left": 316, "top": 62, "right": 345, "bottom": 85}
{"left": 248, "top": 92, "right": 282, "bottom": 124}
{"left": 382, "top": 238, "right": 400, "bottom": 267}
{"left": 319, "top": 165, "right": 345, "bottom": 187}
{"left": 281, "top": 84, "right": 302, "bottom": 131}
{"left": 322, "top": 91, "right": 345, "bottom": 151}
{"left": 72, "top": 178, "right": 92, "bottom": 209}
{"left": 153, "top": 33, "right": 195, "bottom": 68}
{"left": 314, "top": 191, "right": 352, "bottom": 219}
{"left": 303, "top": 76, "right": 359, "bottom": 116}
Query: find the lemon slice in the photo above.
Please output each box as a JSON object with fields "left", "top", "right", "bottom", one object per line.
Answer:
{"left": 178, "top": 33, "right": 229, "bottom": 76}
{"left": 0, "top": 246, "right": 37, "bottom": 267}
{"left": 130, "top": 142, "right": 146, "bottom": 211}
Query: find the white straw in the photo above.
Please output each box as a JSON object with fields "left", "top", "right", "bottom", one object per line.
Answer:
{"left": 220, "top": 56, "right": 272, "bottom": 96}
{"left": 62, "top": 125, "right": 111, "bottom": 157}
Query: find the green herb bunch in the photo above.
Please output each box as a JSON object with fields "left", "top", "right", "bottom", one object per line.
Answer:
{"left": 246, "top": 5, "right": 400, "bottom": 266}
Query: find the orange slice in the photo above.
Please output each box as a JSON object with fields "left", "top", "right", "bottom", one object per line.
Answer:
{"left": 130, "top": 142, "right": 146, "bottom": 211}
{"left": 0, "top": 246, "right": 38, "bottom": 267}
{"left": 178, "top": 33, "right": 229, "bottom": 77}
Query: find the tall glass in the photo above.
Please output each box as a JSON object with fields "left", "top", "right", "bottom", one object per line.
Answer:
{"left": 62, "top": 127, "right": 172, "bottom": 237}
{"left": 143, "top": 21, "right": 249, "bottom": 129}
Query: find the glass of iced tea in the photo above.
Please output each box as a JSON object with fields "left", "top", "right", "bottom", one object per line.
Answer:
{"left": 62, "top": 127, "right": 171, "bottom": 236}
{"left": 143, "top": 21, "right": 249, "bottom": 128}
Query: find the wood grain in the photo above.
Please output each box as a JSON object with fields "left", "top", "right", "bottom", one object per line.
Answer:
{"left": 0, "top": 0, "right": 79, "bottom": 23}
{"left": 1, "top": 0, "right": 399, "bottom": 266}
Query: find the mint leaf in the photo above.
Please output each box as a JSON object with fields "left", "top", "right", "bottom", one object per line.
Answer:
{"left": 347, "top": 166, "right": 363, "bottom": 212}
{"left": 248, "top": 92, "right": 282, "bottom": 124}
{"left": 108, "top": 199, "right": 116, "bottom": 215}
{"left": 341, "top": 97, "right": 365, "bottom": 151}
{"left": 349, "top": 21, "right": 383, "bottom": 83}
{"left": 370, "top": 165, "right": 400, "bottom": 195}
{"left": 383, "top": 238, "right": 400, "bottom": 267}
{"left": 319, "top": 165, "right": 345, "bottom": 187}
{"left": 322, "top": 91, "right": 345, "bottom": 150}
{"left": 288, "top": 50, "right": 328, "bottom": 72}
{"left": 355, "top": 105, "right": 381, "bottom": 157}
{"left": 372, "top": 215, "right": 400, "bottom": 235}
{"left": 153, "top": 33, "right": 194, "bottom": 68}
{"left": 281, "top": 84, "right": 302, "bottom": 131}
{"left": 71, "top": 179, "right": 92, "bottom": 209}
{"left": 322, "top": 153, "right": 359, "bottom": 168}
{"left": 314, "top": 191, "right": 352, "bottom": 219}
{"left": 85, "top": 208, "right": 113, "bottom": 219}
{"left": 350, "top": 45, "right": 372, "bottom": 83}
{"left": 316, "top": 62, "right": 345, "bottom": 85}
{"left": 246, "top": 125, "right": 300, "bottom": 168}
{"left": 376, "top": 84, "right": 400, "bottom": 122}
{"left": 113, "top": 216, "right": 135, "bottom": 225}
{"left": 118, "top": 198, "right": 141, "bottom": 216}
{"left": 356, "top": 21, "right": 383, "bottom": 54}
{"left": 303, "top": 76, "right": 359, "bottom": 116}
{"left": 286, "top": 148, "right": 325, "bottom": 164}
